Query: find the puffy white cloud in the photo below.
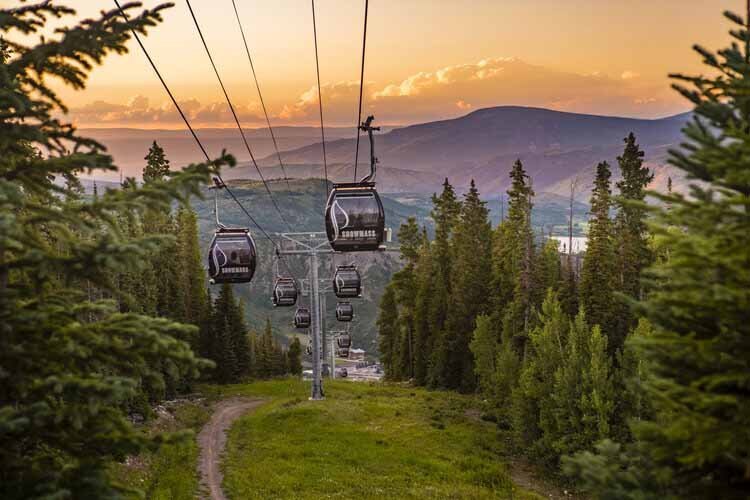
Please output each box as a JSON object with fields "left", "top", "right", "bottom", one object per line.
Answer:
{"left": 373, "top": 57, "right": 516, "bottom": 98}
{"left": 366, "top": 58, "right": 683, "bottom": 122}
{"left": 70, "top": 95, "right": 263, "bottom": 127}
{"left": 71, "top": 58, "right": 686, "bottom": 128}
{"left": 278, "top": 80, "right": 364, "bottom": 123}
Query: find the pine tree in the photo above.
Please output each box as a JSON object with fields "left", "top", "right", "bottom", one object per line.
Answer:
{"left": 612, "top": 318, "right": 653, "bottom": 442}
{"left": 512, "top": 290, "right": 568, "bottom": 463}
{"left": 558, "top": 256, "right": 579, "bottom": 318}
{"left": 580, "top": 324, "right": 614, "bottom": 445}
{"left": 287, "top": 337, "right": 302, "bottom": 375}
{"left": 614, "top": 133, "right": 652, "bottom": 300}
{"left": 412, "top": 228, "right": 433, "bottom": 385}
{"left": 201, "top": 291, "right": 215, "bottom": 361}
{"left": 498, "top": 160, "right": 536, "bottom": 350}
{"left": 142, "top": 141, "right": 171, "bottom": 183}
{"left": 493, "top": 339, "right": 521, "bottom": 426}
{"left": 492, "top": 160, "right": 536, "bottom": 417}
{"left": 426, "top": 179, "right": 461, "bottom": 387}
{"left": 141, "top": 143, "right": 180, "bottom": 319}
{"left": 391, "top": 217, "right": 421, "bottom": 379}
{"left": 213, "top": 316, "right": 239, "bottom": 384}
{"left": 612, "top": 132, "right": 653, "bottom": 350}
{"left": 440, "top": 180, "right": 492, "bottom": 391}
{"left": 469, "top": 314, "right": 497, "bottom": 396}
{"left": 210, "top": 284, "right": 241, "bottom": 383}
{"left": 256, "top": 318, "right": 276, "bottom": 378}
{"left": 270, "top": 336, "right": 287, "bottom": 376}
{"left": 533, "top": 238, "right": 562, "bottom": 304}
{"left": 579, "top": 161, "right": 616, "bottom": 338}
{"left": 175, "top": 206, "right": 209, "bottom": 329}
{"left": 232, "top": 299, "right": 250, "bottom": 377}
{"left": 549, "top": 309, "right": 592, "bottom": 457}
{"left": 569, "top": 11, "right": 750, "bottom": 497}
{"left": 377, "top": 284, "right": 400, "bottom": 379}
{"left": 0, "top": 4, "right": 229, "bottom": 497}
{"left": 247, "top": 330, "right": 258, "bottom": 377}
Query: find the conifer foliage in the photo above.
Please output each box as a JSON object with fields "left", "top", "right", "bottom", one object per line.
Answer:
{"left": 566, "top": 9, "right": 750, "bottom": 498}
{"left": 376, "top": 119, "right": 667, "bottom": 488}
{"left": 377, "top": 6, "right": 750, "bottom": 497}
{"left": 0, "top": 3, "right": 229, "bottom": 497}
{"left": 579, "top": 161, "right": 616, "bottom": 337}
{"left": 143, "top": 140, "right": 171, "bottom": 183}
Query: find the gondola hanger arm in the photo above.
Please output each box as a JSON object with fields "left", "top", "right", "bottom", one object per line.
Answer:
{"left": 359, "top": 115, "right": 379, "bottom": 184}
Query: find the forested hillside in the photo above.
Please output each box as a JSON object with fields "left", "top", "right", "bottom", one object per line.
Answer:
{"left": 377, "top": 12, "right": 750, "bottom": 497}
{"left": 2, "top": 2, "right": 748, "bottom": 499}
{"left": 0, "top": 6, "right": 298, "bottom": 496}
{"left": 186, "top": 178, "right": 588, "bottom": 352}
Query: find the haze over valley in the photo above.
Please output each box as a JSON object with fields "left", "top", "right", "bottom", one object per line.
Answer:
{"left": 89, "top": 106, "right": 690, "bottom": 201}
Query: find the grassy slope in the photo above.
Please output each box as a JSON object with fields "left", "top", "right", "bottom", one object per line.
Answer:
{"left": 111, "top": 400, "right": 214, "bottom": 499}
{"left": 214, "top": 379, "right": 541, "bottom": 499}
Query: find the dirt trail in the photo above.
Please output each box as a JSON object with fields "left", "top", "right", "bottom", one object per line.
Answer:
{"left": 197, "top": 398, "right": 263, "bottom": 500}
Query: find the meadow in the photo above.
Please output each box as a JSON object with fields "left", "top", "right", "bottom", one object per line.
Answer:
{"left": 117, "top": 379, "right": 543, "bottom": 499}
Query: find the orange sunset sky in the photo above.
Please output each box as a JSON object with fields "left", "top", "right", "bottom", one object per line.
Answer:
{"left": 28, "top": 0, "right": 743, "bottom": 128}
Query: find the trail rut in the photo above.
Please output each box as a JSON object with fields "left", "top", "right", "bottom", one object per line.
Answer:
{"left": 197, "top": 398, "right": 263, "bottom": 500}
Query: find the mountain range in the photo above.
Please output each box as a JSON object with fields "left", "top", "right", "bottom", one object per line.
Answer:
{"left": 81, "top": 126, "right": 357, "bottom": 181}
{"left": 85, "top": 106, "right": 692, "bottom": 201}
{"left": 239, "top": 106, "right": 691, "bottom": 200}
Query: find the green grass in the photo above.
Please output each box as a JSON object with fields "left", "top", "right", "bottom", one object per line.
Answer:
{"left": 218, "top": 379, "right": 541, "bottom": 499}
{"left": 111, "top": 399, "right": 213, "bottom": 499}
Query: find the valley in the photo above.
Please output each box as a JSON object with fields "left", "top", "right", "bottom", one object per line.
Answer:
{"left": 189, "top": 178, "right": 588, "bottom": 354}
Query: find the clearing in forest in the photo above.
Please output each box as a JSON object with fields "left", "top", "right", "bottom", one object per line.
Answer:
{"left": 216, "top": 379, "right": 542, "bottom": 499}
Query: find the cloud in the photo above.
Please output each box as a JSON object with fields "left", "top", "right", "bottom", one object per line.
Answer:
{"left": 366, "top": 58, "right": 684, "bottom": 122}
{"left": 278, "top": 80, "right": 368, "bottom": 125}
{"left": 373, "top": 57, "right": 515, "bottom": 98}
{"left": 71, "top": 58, "right": 687, "bottom": 128}
{"left": 70, "top": 95, "right": 263, "bottom": 127}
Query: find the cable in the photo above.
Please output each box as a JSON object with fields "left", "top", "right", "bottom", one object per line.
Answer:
{"left": 113, "top": 0, "right": 298, "bottom": 282}
{"left": 352, "top": 0, "right": 369, "bottom": 182}
{"left": 185, "top": 0, "right": 293, "bottom": 232}
{"left": 231, "top": 0, "right": 291, "bottom": 192}
{"left": 113, "top": 0, "right": 211, "bottom": 164}
{"left": 311, "top": 0, "right": 329, "bottom": 204}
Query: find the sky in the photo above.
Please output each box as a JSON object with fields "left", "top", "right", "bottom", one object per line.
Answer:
{"left": 18, "top": 0, "right": 743, "bottom": 128}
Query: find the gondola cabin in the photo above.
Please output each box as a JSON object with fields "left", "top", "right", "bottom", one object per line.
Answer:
{"left": 333, "top": 265, "right": 362, "bottom": 298}
{"left": 306, "top": 342, "right": 323, "bottom": 357}
{"left": 294, "top": 307, "right": 311, "bottom": 328}
{"left": 335, "top": 302, "right": 354, "bottom": 322}
{"left": 325, "top": 182, "right": 385, "bottom": 252}
{"left": 336, "top": 333, "right": 352, "bottom": 349}
{"left": 273, "top": 277, "right": 298, "bottom": 307}
{"left": 337, "top": 347, "right": 350, "bottom": 358}
{"left": 208, "top": 228, "right": 257, "bottom": 284}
